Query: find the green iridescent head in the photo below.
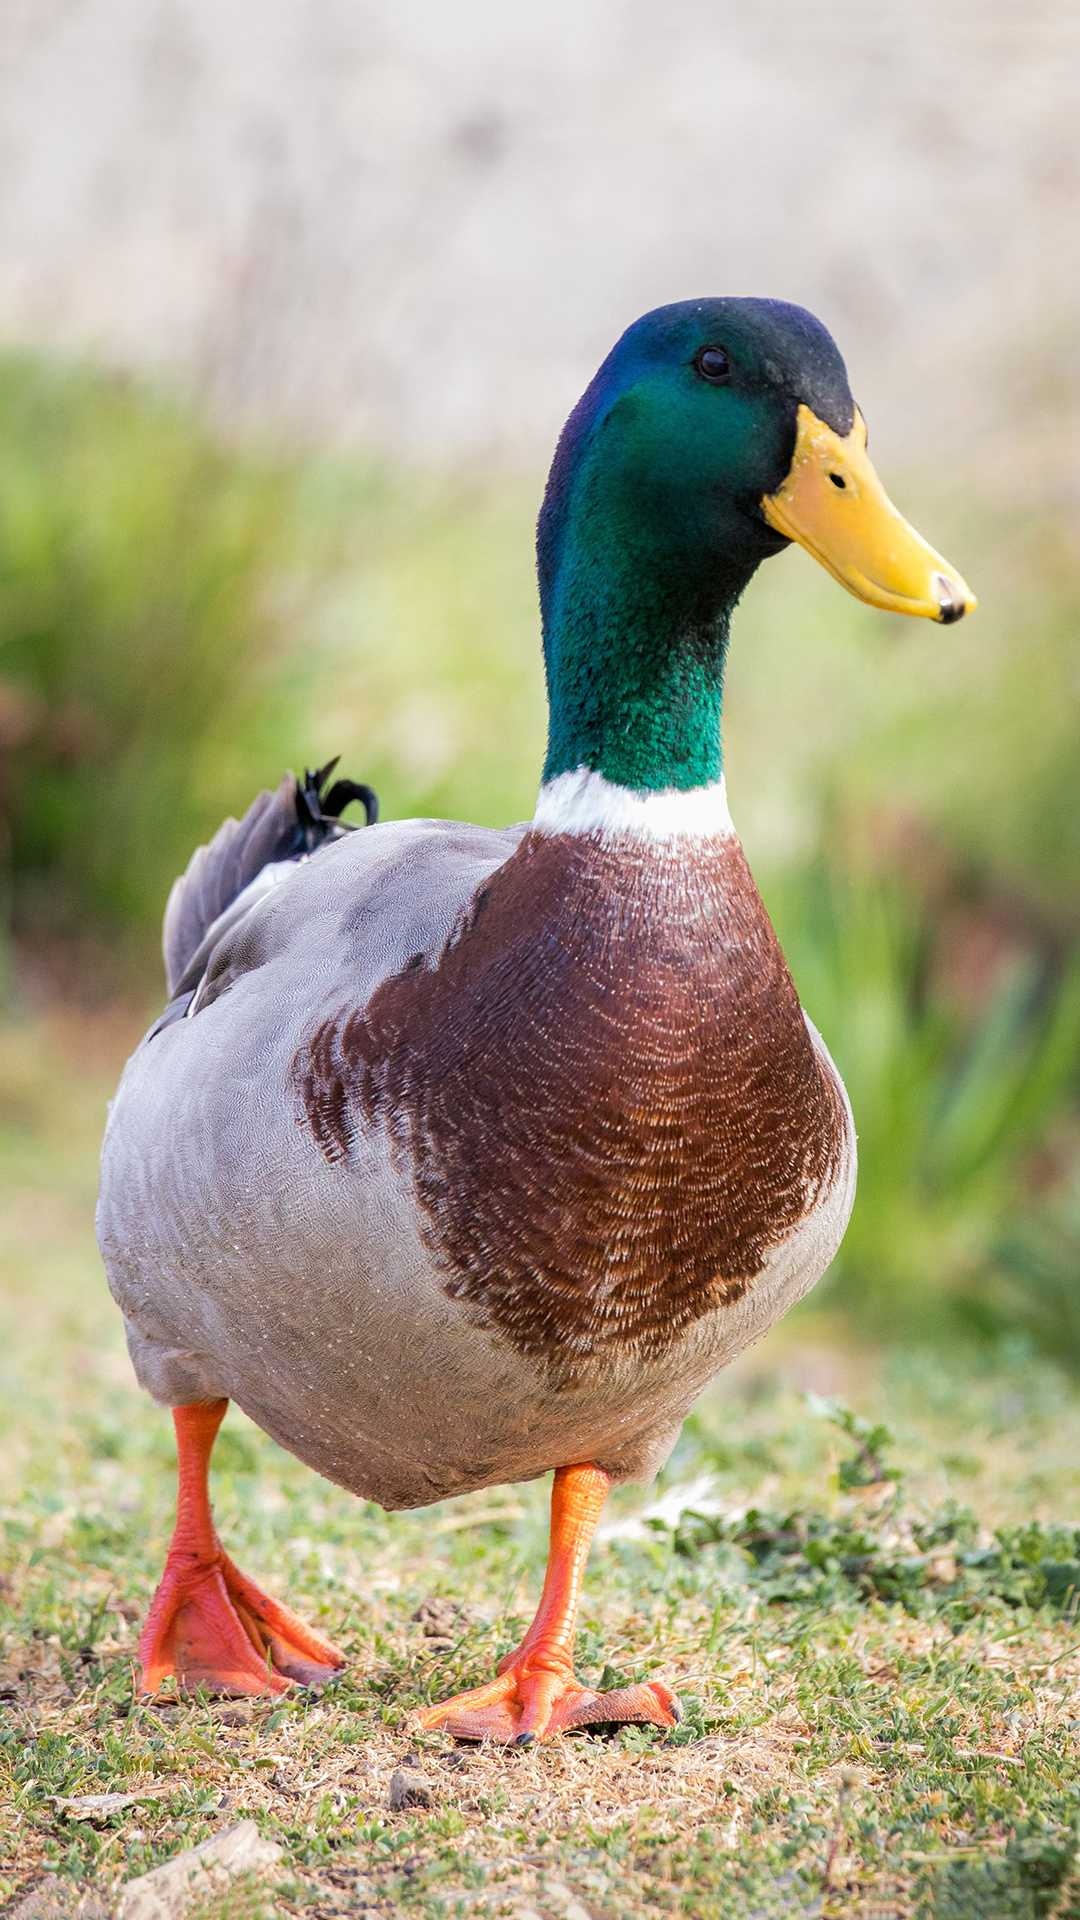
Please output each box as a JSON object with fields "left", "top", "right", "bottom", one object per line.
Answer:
{"left": 537, "top": 298, "right": 975, "bottom": 793}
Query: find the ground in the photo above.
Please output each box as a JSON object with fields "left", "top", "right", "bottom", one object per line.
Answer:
{"left": 1, "top": 1015, "right": 1078, "bottom": 1919}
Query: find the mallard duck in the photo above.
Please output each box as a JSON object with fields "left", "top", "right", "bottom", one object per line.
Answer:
{"left": 97, "top": 299, "right": 975, "bottom": 1743}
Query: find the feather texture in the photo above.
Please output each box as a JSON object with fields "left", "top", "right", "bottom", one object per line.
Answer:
{"left": 160, "top": 761, "right": 377, "bottom": 998}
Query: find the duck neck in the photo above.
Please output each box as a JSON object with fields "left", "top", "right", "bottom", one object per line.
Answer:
{"left": 535, "top": 491, "right": 756, "bottom": 837}
{"left": 545, "top": 557, "right": 733, "bottom": 782}
{"left": 531, "top": 376, "right": 769, "bottom": 836}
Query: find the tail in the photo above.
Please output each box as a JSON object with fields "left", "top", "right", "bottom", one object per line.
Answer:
{"left": 161, "top": 758, "right": 378, "bottom": 996}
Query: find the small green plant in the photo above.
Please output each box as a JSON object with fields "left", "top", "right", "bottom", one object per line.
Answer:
{"left": 661, "top": 1396, "right": 1080, "bottom": 1623}
{"left": 666, "top": 1494, "right": 1079, "bottom": 1619}
{"left": 805, "top": 1391, "right": 902, "bottom": 1490}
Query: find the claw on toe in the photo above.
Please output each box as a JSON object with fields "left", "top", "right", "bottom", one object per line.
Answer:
{"left": 416, "top": 1658, "right": 679, "bottom": 1746}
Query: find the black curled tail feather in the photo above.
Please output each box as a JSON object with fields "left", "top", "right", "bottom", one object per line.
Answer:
{"left": 161, "top": 758, "right": 378, "bottom": 996}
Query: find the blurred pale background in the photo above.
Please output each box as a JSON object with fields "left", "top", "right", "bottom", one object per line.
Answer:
{"left": 3, "top": 1, "right": 1079, "bottom": 476}
{"left": 2, "top": 1, "right": 1079, "bottom": 1359}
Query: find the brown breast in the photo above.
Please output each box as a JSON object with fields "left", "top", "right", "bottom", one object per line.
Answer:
{"left": 291, "top": 831, "right": 845, "bottom": 1370}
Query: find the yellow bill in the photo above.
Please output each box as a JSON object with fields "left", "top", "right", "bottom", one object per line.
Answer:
{"left": 762, "top": 405, "right": 976, "bottom": 623}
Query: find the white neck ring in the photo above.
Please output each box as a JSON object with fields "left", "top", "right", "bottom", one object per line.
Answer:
{"left": 533, "top": 767, "right": 735, "bottom": 842}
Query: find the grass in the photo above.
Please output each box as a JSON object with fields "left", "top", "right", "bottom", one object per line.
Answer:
{"left": 1, "top": 1014, "right": 1078, "bottom": 1919}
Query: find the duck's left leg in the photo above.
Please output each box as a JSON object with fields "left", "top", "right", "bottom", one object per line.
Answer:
{"left": 138, "top": 1399, "right": 345, "bottom": 1697}
{"left": 416, "top": 1463, "right": 680, "bottom": 1745}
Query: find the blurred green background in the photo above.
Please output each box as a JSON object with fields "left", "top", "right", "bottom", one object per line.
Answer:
{"left": 0, "top": 2, "right": 1078, "bottom": 1377}
{"left": 1, "top": 348, "right": 1077, "bottom": 1367}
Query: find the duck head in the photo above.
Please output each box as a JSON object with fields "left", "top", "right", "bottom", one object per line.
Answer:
{"left": 537, "top": 298, "right": 976, "bottom": 802}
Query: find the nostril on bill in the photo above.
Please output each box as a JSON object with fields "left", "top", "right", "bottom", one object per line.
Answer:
{"left": 933, "top": 572, "right": 965, "bottom": 624}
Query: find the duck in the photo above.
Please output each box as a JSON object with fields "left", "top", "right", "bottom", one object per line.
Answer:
{"left": 97, "top": 298, "right": 975, "bottom": 1744}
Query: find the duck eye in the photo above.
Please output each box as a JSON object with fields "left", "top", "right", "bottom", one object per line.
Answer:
{"left": 694, "top": 345, "right": 730, "bottom": 385}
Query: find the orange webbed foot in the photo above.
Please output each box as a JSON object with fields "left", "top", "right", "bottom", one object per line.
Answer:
{"left": 139, "top": 1545, "right": 345, "bottom": 1697}
{"left": 416, "top": 1650, "right": 680, "bottom": 1745}
{"left": 139, "top": 1399, "right": 345, "bottom": 1698}
{"left": 417, "top": 1462, "right": 680, "bottom": 1745}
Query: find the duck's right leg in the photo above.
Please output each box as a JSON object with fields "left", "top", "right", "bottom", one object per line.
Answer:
{"left": 139, "top": 1399, "right": 345, "bottom": 1697}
